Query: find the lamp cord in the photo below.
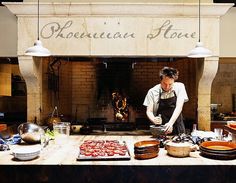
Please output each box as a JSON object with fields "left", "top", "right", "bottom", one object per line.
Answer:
{"left": 37, "top": 0, "right": 39, "bottom": 40}
{"left": 198, "top": 0, "right": 201, "bottom": 42}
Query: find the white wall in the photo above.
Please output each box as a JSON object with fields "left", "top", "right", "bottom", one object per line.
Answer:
{"left": 0, "top": 6, "right": 17, "bottom": 57}
{"left": 220, "top": 7, "right": 236, "bottom": 57}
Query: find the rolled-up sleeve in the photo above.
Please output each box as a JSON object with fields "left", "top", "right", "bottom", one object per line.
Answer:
{"left": 143, "top": 89, "right": 153, "bottom": 107}
{"left": 176, "top": 83, "right": 189, "bottom": 103}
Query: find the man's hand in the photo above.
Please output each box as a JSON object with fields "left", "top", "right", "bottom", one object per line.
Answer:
{"left": 164, "top": 122, "right": 173, "bottom": 134}
{"left": 152, "top": 116, "right": 162, "bottom": 125}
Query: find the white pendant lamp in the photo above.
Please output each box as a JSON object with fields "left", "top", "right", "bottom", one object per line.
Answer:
{"left": 188, "top": 0, "right": 212, "bottom": 58}
{"left": 25, "top": 0, "right": 51, "bottom": 57}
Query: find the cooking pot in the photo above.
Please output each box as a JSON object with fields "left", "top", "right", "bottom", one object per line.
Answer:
{"left": 165, "top": 141, "right": 198, "bottom": 157}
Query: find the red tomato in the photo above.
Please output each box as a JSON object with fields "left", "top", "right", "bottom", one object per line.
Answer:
{"left": 80, "top": 145, "right": 86, "bottom": 150}
{"left": 84, "top": 152, "right": 92, "bottom": 156}
{"left": 91, "top": 152, "right": 98, "bottom": 157}
{"left": 107, "top": 151, "right": 114, "bottom": 156}
{"left": 107, "top": 146, "right": 115, "bottom": 150}
{"left": 98, "top": 152, "right": 105, "bottom": 156}
{"left": 80, "top": 150, "right": 85, "bottom": 155}
{"left": 118, "top": 151, "right": 126, "bottom": 156}
{"left": 94, "top": 148, "right": 101, "bottom": 152}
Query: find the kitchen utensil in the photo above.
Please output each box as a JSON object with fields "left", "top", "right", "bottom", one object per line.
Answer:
{"left": 71, "top": 125, "right": 82, "bottom": 133}
{"left": 199, "top": 148, "right": 236, "bottom": 160}
{"left": 200, "top": 141, "right": 236, "bottom": 153}
{"left": 134, "top": 152, "right": 158, "bottom": 160}
{"left": 53, "top": 122, "right": 70, "bottom": 145}
{"left": 165, "top": 141, "right": 198, "bottom": 157}
{"left": 18, "top": 122, "right": 45, "bottom": 144}
{"left": 47, "top": 106, "right": 61, "bottom": 129}
{"left": 150, "top": 125, "right": 166, "bottom": 137}
{"left": 134, "top": 140, "right": 160, "bottom": 160}
{"left": 80, "top": 124, "right": 93, "bottom": 134}
{"left": 199, "top": 141, "right": 236, "bottom": 160}
{"left": 214, "top": 128, "right": 223, "bottom": 140}
{"left": 12, "top": 145, "right": 41, "bottom": 161}
{"left": 134, "top": 140, "right": 160, "bottom": 149}
{"left": 224, "top": 124, "right": 236, "bottom": 143}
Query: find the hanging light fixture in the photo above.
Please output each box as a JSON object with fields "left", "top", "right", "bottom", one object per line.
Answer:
{"left": 25, "top": 0, "right": 51, "bottom": 57}
{"left": 188, "top": 0, "right": 212, "bottom": 58}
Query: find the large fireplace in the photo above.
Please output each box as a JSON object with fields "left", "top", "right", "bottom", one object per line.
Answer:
{"left": 36, "top": 57, "right": 198, "bottom": 132}
{"left": 4, "top": 2, "right": 233, "bottom": 131}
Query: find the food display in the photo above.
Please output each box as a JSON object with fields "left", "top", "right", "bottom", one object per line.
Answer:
{"left": 77, "top": 140, "right": 131, "bottom": 160}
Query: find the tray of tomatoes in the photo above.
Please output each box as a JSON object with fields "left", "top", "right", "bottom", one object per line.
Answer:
{"left": 77, "top": 140, "right": 131, "bottom": 161}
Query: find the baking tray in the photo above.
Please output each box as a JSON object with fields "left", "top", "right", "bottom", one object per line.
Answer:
{"left": 77, "top": 140, "right": 131, "bottom": 161}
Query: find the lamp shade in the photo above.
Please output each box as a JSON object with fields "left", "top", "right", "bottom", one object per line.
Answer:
{"left": 25, "top": 40, "right": 51, "bottom": 57}
{"left": 188, "top": 41, "right": 212, "bottom": 58}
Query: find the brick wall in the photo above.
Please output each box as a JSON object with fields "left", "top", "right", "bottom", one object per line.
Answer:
{"left": 42, "top": 58, "right": 72, "bottom": 123}
{"left": 70, "top": 58, "right": 197, "bottom": 123}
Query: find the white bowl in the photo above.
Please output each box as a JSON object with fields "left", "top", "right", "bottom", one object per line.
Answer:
{"left": 12, "top": 145, "right": 41, "bottom": 161}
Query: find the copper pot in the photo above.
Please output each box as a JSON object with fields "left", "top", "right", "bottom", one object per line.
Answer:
{"left": 47, "top": 117, "right": 61, "bottom": 129}
{"left": 47, "top": 106, "right": 61, "bottom": 129}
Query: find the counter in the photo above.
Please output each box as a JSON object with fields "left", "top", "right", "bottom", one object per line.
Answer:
{"left": 0, "top": 135, "right": 236, "bottom": 183}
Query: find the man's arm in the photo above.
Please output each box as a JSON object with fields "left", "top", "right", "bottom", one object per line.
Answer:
{"left": 146, "top": 104, "right": 162, "bottom": 125}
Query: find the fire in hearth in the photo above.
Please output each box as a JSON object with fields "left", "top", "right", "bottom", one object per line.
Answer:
{"left": 112, "top": 92, "right": 129, "bottom": 122}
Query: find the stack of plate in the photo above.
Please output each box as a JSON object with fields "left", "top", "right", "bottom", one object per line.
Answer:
{"left": 12, "top": 145, "right": 41, "bottom": 161}
{"left": 134, "top": 140, "right": 160, "bottom": 160}
{"left": 199, "top": 141, "right": 236, "bottom": 160}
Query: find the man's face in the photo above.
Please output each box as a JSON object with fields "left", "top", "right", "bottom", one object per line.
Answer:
{"left": 160, "top": 76, "right": 174, "bottom": 92}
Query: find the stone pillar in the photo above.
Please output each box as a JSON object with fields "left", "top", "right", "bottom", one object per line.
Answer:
{"left": 18, "top": 56, "right": 43, "bottom": 124}
{"left": 198, "top": 56, "right": 219, "bottom": 131}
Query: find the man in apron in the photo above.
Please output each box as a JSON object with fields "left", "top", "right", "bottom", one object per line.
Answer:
{"left": 143, "top": 67, "right": 189, "bottom": 135}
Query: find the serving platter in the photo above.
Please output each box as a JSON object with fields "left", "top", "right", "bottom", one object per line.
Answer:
{"left": 77, "top": 140, "right": 131, "bottom": 161}
{"left": 199, "top": 141, "right": 236, "bottom": 160}
{"left": 200, "top": 148, "right": 236, "bottom": 160}
{"left": 200, "top": 141, "right": 236, "bottom": 151}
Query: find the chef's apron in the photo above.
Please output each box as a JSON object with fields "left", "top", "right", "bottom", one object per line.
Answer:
{"left": 156, "top": 90, "right": 185, "bottom": 135}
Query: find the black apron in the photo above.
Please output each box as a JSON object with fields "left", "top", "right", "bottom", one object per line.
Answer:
{"left": 156, "top": 90, "right": 185, "bottom": 135}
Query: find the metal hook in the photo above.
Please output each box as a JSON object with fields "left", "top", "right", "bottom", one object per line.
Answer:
{"left": 132, "top": 62, "right": 136, "bottom": 69}
{"left": 103, "top": 62, "right": 108, "bottom": 69}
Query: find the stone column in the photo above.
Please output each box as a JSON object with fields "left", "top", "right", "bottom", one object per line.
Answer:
{"left": 18, "top": 56, "right": 43, "bottom": 124}
{"left": 198, "top": 56, "right": 219, "bottom": 131}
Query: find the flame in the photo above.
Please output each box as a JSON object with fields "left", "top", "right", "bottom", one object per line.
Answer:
{"left": 112, "top": 92, "right": 129, "bottom": 122}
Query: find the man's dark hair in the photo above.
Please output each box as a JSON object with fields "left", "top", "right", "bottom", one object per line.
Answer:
{"left": 159, "top": 67, "right": 179, "bottom": 80}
